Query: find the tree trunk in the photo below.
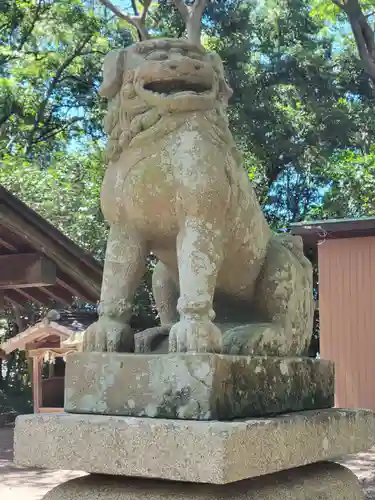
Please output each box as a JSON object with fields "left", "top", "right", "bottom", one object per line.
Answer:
{"left": 336, "top": 0, "right": 375, "bottom": 88}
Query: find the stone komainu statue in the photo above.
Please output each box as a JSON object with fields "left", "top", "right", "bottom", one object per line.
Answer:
{"left": 82, "top": 36, "right": 314, "bottom": 356}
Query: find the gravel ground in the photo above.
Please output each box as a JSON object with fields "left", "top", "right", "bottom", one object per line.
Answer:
{"left": 1, "top": 427, "right": 375, "bottom": 499}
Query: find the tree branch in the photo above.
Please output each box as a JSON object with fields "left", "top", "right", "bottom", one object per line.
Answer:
{"left": 35, "top": 117, "right": 83, "bottom": 143}
{"left": 26, "top": 31, "right": 94, "bottom": 152}
{"left": 141, "top": 0, "right": 152, "bottom": 23}
{"left": 80, "top": 49, "right": 107, "bottom": 56}
{"left": 349, "top": 16, "right": 375, "bottom": 76}
{"left": 172, "top": 0, "right": 208, "bottom": 45}
{"left": 131, "top": 0, "right": 139, "bottom": 16}
{"left": 173, "top": 0, "right": 190, "bottom": 21}
{"left": 192, "top": 0, "right": 208, "bottom": 20}
{"left": 331, "top": 0, "right": 345, "bottom": 9}
{"left": 17, "top": 0, "right": 48, "bottom": 51}
{"left": 337, "top": 0, "right": 375, "bottom": 86}
{"left": 98, "top": 0, "right": 151, "bottom": 40}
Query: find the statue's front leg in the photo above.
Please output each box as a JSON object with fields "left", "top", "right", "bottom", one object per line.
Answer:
{"left": 168, "top": 217, "right": 224, "bottom": 353}
{"left": 83, "top": 223, "right": 146, "bottom": 352}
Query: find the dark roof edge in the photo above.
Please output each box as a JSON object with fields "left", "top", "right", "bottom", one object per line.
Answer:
{"left": 290, "top": 216, "right": 375, "bottom": 246}
{"left": 0, "top": 185, "right": 102, "bottom": 276}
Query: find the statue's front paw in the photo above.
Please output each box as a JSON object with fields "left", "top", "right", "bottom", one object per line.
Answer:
{"left": 82, "top": 321, "right": 106, "bottom": 352}
{"left": 168, "top": 319, "right": 222, "bottom": 353}
{"left": 82, "top": 319, "right": 134, "bottom": 352}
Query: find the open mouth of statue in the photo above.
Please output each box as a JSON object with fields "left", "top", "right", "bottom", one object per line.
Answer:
{"left": 143, "top": 79, "right": 212, "bottom": 95}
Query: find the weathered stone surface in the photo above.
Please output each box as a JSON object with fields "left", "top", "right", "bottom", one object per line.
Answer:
{"left": 64, "top": 352, "right": 334, "bottom": 419}
{"left": 82, "top": 37, "right": 314, "bottom": 356}
{"left": 41, "top": 462, "right": 364, "bottom": 500}
{"left": 14, "top": 408, "right": 375, "bottom": 484}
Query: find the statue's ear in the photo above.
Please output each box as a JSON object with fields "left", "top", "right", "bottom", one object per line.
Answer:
{"left": 206, "top": 52, "right": 233, "bottom": 105}
{"left": 99, "top": 49, "right": 126, "bottom": 99}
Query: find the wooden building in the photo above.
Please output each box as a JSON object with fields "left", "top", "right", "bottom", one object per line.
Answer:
{"left": 1, "top": 312, "right": 90, "bottom": 413}
{"left": 291, "top": 217, "right": 375, "bottom": 411}
{"left": 0, "top": 185, "right": 102, "bottom": 306}
{"left": 0, "top": 186, "right": 102, "bottom": 412}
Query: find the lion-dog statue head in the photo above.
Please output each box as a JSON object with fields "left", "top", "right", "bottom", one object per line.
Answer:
{"left": 99, "top": 38, "right": 236, "bottom": 164}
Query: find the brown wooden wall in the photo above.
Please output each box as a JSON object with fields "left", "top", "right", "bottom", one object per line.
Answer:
{"left": 42, "top": 377, "right": 65, "bottom": 408}
{"left": 318, "top": 236, "right": 375, "bottom": 410}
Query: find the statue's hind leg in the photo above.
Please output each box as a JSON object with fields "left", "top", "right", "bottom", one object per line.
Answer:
{"left": 222, "top": 234, "right": 314, "bottom": 356}
{"left": 134, "top": 261, "right": 179, "bottom": 353}
{"left": 152, "top": 261, "right": 179, "bottom": 327}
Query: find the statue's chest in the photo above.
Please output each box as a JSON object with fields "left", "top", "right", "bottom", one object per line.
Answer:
{"left": 101, "top": 150, "right": 178, "bottom": 233}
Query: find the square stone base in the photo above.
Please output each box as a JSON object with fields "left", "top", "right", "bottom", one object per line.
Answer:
{"left": 14, "top": 408, "right": 375, "bottom": 484}
{"left": 64, "top": 353, "right": 334, "bottom": 419}
{"left": 41, "top": 462, "right": 364, "bottom": 500}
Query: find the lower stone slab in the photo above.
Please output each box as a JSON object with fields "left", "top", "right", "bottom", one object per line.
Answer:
{"left": 41, "top": 462, "right": 363, "bottom": 500}
{"left": 64, "top": 352, "right": 334, "bottom": 419}
{"left": 14, "top": 408, "right": 375, "bottom": 484}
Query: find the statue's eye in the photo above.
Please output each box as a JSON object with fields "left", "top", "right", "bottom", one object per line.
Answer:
{"left": 147, "top": 51, "right": 168, "bottom": 60}
{"left": 137, "top": 45, "right": 149, "bottom": 54}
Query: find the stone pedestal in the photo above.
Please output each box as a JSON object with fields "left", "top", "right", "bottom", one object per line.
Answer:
{"left": 41, "top": 462, "right": 363, "bottom": 500}
{"left": 64, "top": 352, "right": 334, "bottom": 419}
{"left": 14, "top": 408, "right": 375, "bottom": 484}
{"left": 13, "top": 350, "right": 374, "bottom": 500}
{"left": 13, "top": 375, "right": 375, "bottom": 500}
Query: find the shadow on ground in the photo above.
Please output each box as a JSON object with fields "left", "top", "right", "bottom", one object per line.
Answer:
{"left": 2, "top": 427, "right": 375, "bottom": 499}
{"left": 340, "top": 450, "right": 375, "bottom": 500}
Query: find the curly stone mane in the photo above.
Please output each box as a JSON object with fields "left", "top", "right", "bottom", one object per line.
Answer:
{"left": 103, "top": 69, "right": 162, "bottom": 163}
